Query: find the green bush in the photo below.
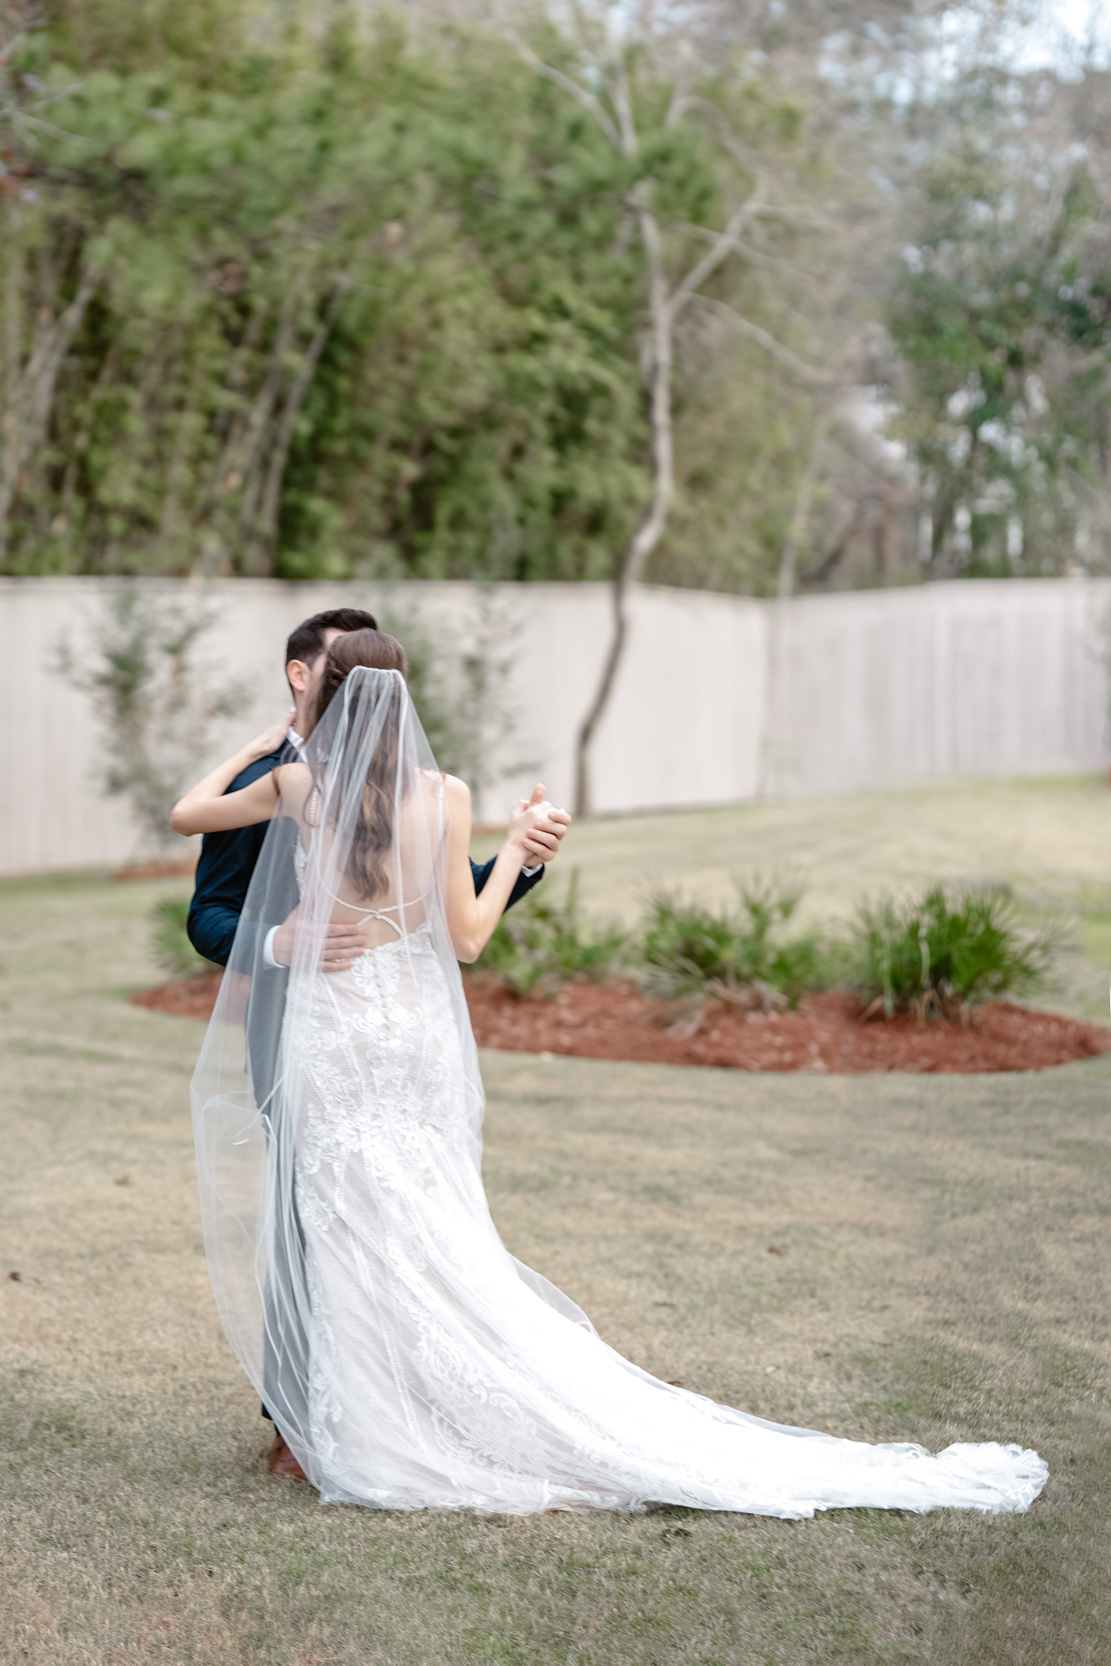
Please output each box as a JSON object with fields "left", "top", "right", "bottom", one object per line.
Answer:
{"left": 475, "top": 872, "right": 628, "bottom": 996}
{"left": 639, "top": 879, "right": 828, "bottom": 1008}
{"left": 850, "top": 884, "right": 1055, "bottom": 1018}
{"left": 151, "top": 897, "right": 219, "bottom": 979}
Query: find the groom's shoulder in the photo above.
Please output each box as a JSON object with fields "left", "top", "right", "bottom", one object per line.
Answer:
{"left": 227, "top": 745, "right": 288, "bottom": 796}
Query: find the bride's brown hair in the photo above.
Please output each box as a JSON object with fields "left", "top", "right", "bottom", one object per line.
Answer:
{"left": 308, "top": 629, "right": 410, "bottom": 901}
{"left": 308, "top": 628, "right": 408, "bottom": 732}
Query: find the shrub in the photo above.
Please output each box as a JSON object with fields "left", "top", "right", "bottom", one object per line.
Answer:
{"left": 639, "top": 878, "right": 828, "bottom": 1008}
{"left": 61, "top": 585, "right": 251, "bottom": 856}
{"left": 475, "top": 871, "right": 628, "bottom": 996}
{"left": 151, "top": 897, "right": 220, "bottom": 979}
{"left": 851, "top": 884, "right": 1055, "bottom": 1019}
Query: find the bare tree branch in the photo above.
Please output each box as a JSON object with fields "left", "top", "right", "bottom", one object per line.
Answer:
{"left": 676, "top": 94, "right": 763, "bottom": 170}
{"left": 664, "top": 48, "right": 696, "bottom": 131}
{"left": 610, "top": 41, "right": 638, "bottom": 156}
{"left": 672, "top": 220, "right": 806, "bottom": 276}
{"left": 692, "top": 294, "right": 833, "bottom": 383}
{"left": 668, "top": 194, "right": 766, "bottom": 314}
{"left": 502, "top": 29, "right": 623, "bottom": 149}
{"left": 745, "top": 202, "right": 838, "bottom": 233}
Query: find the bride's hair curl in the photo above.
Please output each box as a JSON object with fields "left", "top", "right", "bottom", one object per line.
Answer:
{"left": 308, "top": 628, "right": 410, "bottom": 902}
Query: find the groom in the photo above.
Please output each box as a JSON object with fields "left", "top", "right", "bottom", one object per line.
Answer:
{"left": 188, "top": 606, "right": 566, "bottom": 968}
{"left": 188, "top": 605, "right": 569, "bottom": 1479}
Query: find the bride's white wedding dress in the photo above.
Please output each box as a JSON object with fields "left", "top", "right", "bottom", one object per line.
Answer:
{"left": 192, "top": 668, "right": 1047, "bottom": 1518}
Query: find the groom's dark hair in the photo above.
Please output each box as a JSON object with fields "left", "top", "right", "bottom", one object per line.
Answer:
{"left": 286, "top": 607, "right": 379, "bottom": 670}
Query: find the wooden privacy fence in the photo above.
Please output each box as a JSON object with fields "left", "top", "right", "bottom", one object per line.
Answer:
{"left": 5, "top": 575, "right": 1109, "bottom": 874}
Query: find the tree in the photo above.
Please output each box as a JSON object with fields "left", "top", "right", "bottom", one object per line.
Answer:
{"left": 60, "top": 582, "right": 250, "bottom": 856}
{"left": 0, "top": 5, "right": 653, "bottom": 584}
{"left": 505, "top": 10, "right": 834, "bottom": 812}
{"left": 889, "top": 63, "right": 1111, "bottom": 576}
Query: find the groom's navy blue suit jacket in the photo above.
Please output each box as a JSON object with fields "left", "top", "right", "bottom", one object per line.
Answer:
{"left": 187, "top": 745, "right": 544, "bottom": 967}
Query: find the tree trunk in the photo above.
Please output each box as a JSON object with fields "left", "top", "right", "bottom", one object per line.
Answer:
{"left": 246, "top": 284, "right": 345, "bottom": 575}
{"left": 229, "top": 291, "right": 300, "bottom": 573}
{"left": 777, "top": 410, "right": 827, "bottom": 598}
{"left": 157, "top": 328, "right": 204, "bottom": 561}
{"left": 1, "top": 232, "right": 23, "bottom": 415}
{"left": 573, "top": 193, "right": 673, "bottom": 817}
{"left": 0, "top": 270, "right": 95, "bottom": 564}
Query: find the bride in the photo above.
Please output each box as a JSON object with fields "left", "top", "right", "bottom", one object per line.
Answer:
{"left": 176, "top": 629, "right": 1047, "bottom": 1518}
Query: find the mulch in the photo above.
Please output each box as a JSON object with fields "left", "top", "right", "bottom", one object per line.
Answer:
{"left": 129, "top": 972, "right": 1111, "bottom": 1075}
{"left": 113, "top": 859, "right": 196, "bottom": 882}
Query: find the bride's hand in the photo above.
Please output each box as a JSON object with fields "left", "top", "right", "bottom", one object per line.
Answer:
{"left": 507, "top": 784, "right": 570, "bottom": 858}
{"left": 522, "top": 801, "right": 571, "bottom": 865}
{"left": 242, "top": 709, "right": 294, "bottom": 761}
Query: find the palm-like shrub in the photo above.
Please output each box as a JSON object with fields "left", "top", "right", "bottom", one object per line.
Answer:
{"left": 640, "top": 879, "right": 827, "bottom": 1007}
{"left": 151, "top": 897, "right": 220, "bottom": 979}
{"left": 476, "top": 872, "right": 628, "bottom": 996}
{"left": 851, "top": 885, "right": 1055, "bottom": 1019}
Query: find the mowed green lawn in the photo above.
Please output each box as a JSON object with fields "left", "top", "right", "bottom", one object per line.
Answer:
{"left": 3, "top": 782, "right": 1111, "bottom": 1665}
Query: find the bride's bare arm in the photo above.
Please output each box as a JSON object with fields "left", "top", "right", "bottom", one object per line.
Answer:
{"left": 443, "top": 776, "right": 563, "bottom": 963}
{"left": 170, "top": 717, "right": 291, "bottom": 836}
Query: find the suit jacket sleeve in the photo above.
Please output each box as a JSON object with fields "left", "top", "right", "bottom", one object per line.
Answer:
{"left": 187, "top": 752, "right": 283, "bottom": 968}
{"left": 470, "top": 856, "right": 544, "bottom": 912}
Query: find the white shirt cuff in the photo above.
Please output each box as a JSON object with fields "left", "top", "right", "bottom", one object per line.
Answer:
{"left": 521, "top": 864, "right": 542, "bottom": 877}
{"left": 262, "top": 925, "right": 281, "bottom": 968}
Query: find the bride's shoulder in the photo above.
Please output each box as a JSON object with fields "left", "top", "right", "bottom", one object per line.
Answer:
{"left": 274, "top": 760, "right": 313, "bottom": 805}
{"left": 435, "top": 773, "right": 472, "bottom": 829}
{"left": 419, "top": 769, "right": 469, "bottom": 802}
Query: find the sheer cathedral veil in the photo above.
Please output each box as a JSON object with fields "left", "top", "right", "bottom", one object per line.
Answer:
{"left": 189, "top": 667, "right": 496, "bottom": 1477}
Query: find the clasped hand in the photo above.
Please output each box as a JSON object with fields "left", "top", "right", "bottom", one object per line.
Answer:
{"left": 513, "top": 783, "right": 571, "bottom": 865}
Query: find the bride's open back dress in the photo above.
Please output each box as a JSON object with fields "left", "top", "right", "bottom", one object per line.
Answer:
{"left": 191, "top": 668, "right": 1046, "bottom": 1517}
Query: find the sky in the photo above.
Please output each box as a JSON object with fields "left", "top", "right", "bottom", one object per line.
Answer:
{"left": 1010, "top": 0, "right": 1110, "bottom": 69}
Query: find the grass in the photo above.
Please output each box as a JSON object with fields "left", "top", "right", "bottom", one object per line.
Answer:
{"left": 473, "top": 775, "right": 1111, "bottom": 1020}
{"left": 4, "top": 779, "right": 1111, "bottom": 1663}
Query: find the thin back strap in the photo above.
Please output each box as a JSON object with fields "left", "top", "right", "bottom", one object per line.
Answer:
{"left": 315, "top": 879, "right": 406, "bottom": 938}
{"left": 359, "top": 908, "right": 404, "bottom": 940}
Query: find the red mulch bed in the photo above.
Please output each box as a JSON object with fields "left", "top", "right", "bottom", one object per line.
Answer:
{"left": 131, "top": 973, "right": 224, "bottom": 1019}
{"left": 130, "top": 972, "right": 1111, "bottom": 1074}
{"left": 113, "top": 859, "right": 196, "bottom": 882}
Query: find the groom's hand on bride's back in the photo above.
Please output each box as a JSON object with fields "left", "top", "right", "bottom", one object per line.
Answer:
{"left": 517, "top": 784, "right": 571, "bottom": 866}
{"left": 270, "top": 912, "right": 366, "bottom": 971}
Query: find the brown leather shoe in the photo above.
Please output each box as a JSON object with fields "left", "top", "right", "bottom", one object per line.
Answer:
{"left": 267, "top": 1432, "right": 308, "bottom": 1482}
